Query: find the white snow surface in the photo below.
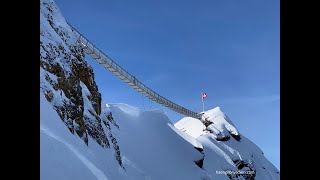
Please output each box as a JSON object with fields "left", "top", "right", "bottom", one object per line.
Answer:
{"left": 175, "top": 107, "right": 280, "bottom": 180}
{"left": 41, "top": 92, "right": 279, "bottom": 179}
{"left": 41, "top": 94, "right": 209, "bottom": 180}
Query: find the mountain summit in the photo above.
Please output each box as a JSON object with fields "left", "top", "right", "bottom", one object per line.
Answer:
{"left": 175, "top": 107, "right": 280, "bottom": 179}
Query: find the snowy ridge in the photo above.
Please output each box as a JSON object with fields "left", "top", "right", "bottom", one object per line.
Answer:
{"left": 41, "top": 93, "right": 211, "bottom": 179}
{"left": 107, "top": 103, "right": 209, "bottom": 180}
{"left": 42, "top": 92, "right": 279, "bottom": 179}
{"left": 175, "top": 116, "right": 206, "bottom": 138}
{"left": 169, "top": 124, "right": 203, "bottom": 150}
{"left": 175, "top": 107, "right": 280, "bottom": 180}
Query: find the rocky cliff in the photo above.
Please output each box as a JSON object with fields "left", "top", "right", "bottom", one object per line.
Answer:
{"left": 40, "top": 0, "right": 122, "bottom": 167}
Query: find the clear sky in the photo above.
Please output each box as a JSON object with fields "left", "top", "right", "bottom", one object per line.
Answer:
{"left": 55, "top": 0, "right": 279, "bottom": 169}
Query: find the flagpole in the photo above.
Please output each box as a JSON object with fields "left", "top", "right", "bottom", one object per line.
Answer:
{"left": 202, "top": 92, "right": 204, "bottom": 112}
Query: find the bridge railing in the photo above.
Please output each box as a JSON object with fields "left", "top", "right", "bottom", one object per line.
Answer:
{"left": 68, "top": 23, "right": 202, "bottom": 120}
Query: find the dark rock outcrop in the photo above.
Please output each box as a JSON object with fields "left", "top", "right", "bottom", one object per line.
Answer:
{"left": 194, "top": 147, "right": 204, "bottom": 153}
{"left": 230, "top": 132, "right": 241, "bottom": 141}
{"left": 40, "top": 0, "right": 122, "bottom": 167}
{"left": 216, "top": 135, "right": 230, "bottom": 141}
{"left": 101, "top": 111, "right": 123, "bottom": 167}
{"left": 195, "top": 157, "right": 204, "bottom": 169}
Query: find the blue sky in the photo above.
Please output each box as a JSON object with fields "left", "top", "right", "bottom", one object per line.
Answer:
{"left": 55, "top": 0, "right": 279, "bottom": 169}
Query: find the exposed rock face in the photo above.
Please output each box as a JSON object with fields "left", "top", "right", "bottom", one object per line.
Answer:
{"left": 40, "top": 0, "right": 122, "bottom": 167}
{"left": 194, "top": 157, "right": 204, "bottom": 169}
{"left": 101, "top": 110, "right": 123, "bottom": 167}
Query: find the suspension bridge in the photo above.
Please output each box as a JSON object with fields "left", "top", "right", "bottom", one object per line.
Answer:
{"left": 68, "top": 23, "right": 202, "bottom": 120}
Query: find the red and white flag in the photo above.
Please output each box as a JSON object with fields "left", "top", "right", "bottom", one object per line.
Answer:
{"left": 202, "top": 93, "right": 207, "bottom": 99}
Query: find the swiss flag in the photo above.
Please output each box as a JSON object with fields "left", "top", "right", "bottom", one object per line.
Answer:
{"left": 202, "top": 93, "right": 207, "bottom": 99}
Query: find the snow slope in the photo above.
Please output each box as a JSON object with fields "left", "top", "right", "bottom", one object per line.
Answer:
{"left": 175, "top": 107, "right": 280, "bottom": 180}
{"left": 41, "top": 94, "right": 121, "bottom": 180}
{"left": 41, "top": 92, "right": 279, "bottom": 179}
{"left": 108, "top": 103, "right": 209, "bottom": 180}
{"left": 41, "top": 94, "right": 211, "bottom": 180}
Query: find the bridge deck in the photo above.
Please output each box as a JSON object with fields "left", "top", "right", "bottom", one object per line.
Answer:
{"left": 69, "top": 23, "right": 202, "bottom": 120}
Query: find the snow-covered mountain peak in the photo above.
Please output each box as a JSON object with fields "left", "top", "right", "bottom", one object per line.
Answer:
{"left": 175, "top": 107, "right": 240, "bottom": 141}
{"left": 108, "top": 103, "right": 172, "bottom": 126}
{"left": 203, "top": 107, "right": 240, "bottom": 138}
{"left": 174, "top": 107, "right": 280, "bottom": 179}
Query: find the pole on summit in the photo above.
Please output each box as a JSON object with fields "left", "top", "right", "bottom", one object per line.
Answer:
{"left": 201, "top": 92, "right": 207, "bottom": 112}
